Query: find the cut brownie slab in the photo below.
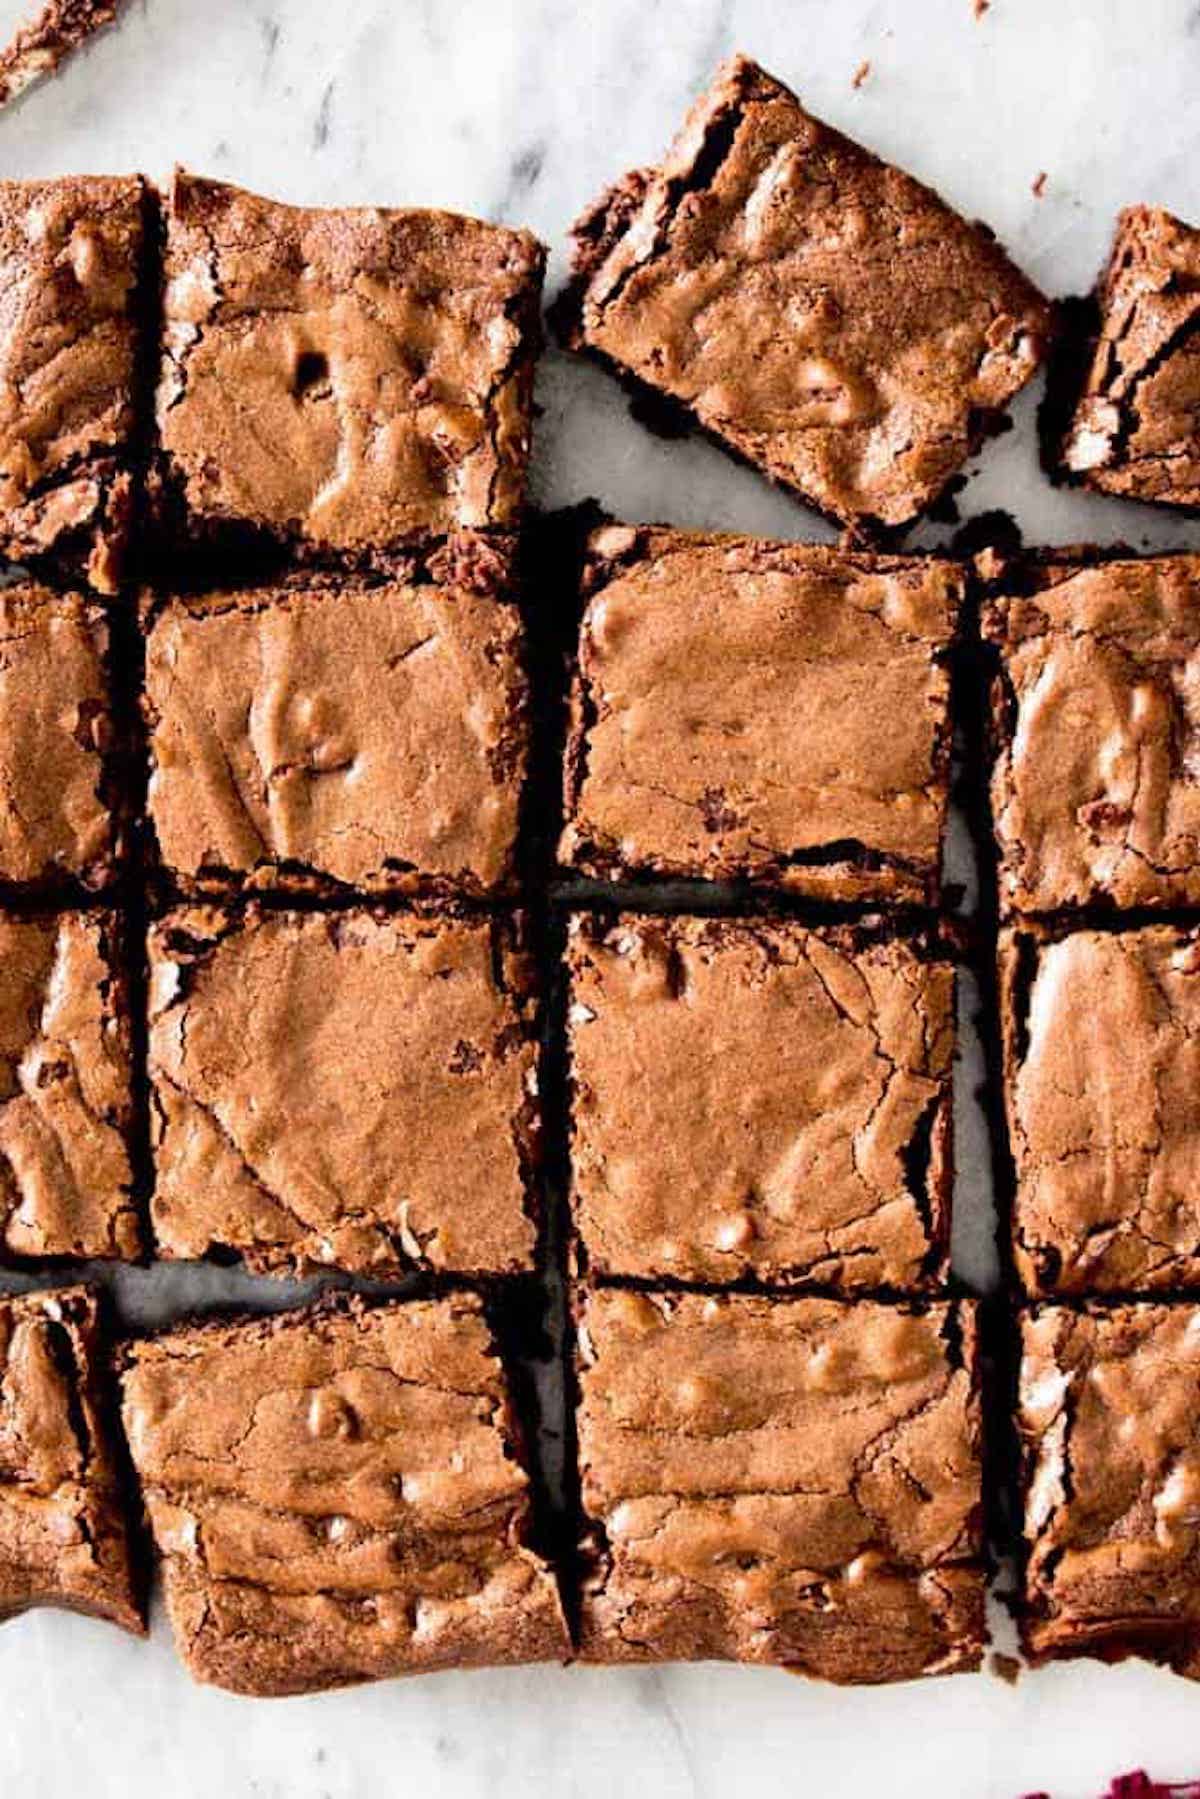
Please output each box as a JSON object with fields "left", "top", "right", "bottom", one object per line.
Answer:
{"left": 0, "top": 1285, "right": 140, "bottom": 1632}
{"left": 153, "top": 171, "right": 545, "bottom": 560}
{"left": 568, "top": 915, "right": 953, "bottom": 1290}
{"left": 1020, "top": 1303, "right": 1200, "bottom": 1676}
{"left": 0, "top": 175, "right": 145, "bottom": 593}
{"left": 576, "top": 1289, "right": 984, "bottom": 1679}
{"left": 147, "top": 905, "right": 539, "bottom": 1278}
{"left": 120, "top": 1292, "right": 566, "bottom": 1695}
{"left": 0, "top": 909, "right": 137, "bottom": 1261}
{"left": 1054, "top": 207, "right": 1200, "bottom": 510}
{"left": 561, "top": 526, "right": 960, "bottom": 901}
{"left": 986, "top": 554, "right": 1200, "bottom": 913}
{"left": 1002, "top": 924, "right": 1200, "bottom": 1296}
{"left": 555, "top": 54, "right": 1050, "bottom": 532}
{"left": 143, "top": 550, "right": 528, "bottom": 898}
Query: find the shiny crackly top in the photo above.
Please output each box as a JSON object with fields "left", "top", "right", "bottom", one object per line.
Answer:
{"left": 144, "top": 574, "right": 527, "bottom": 895}
{"left": 120, "top": 1295, "right": 565, "bottom": 1694}
{"left": 147, "top": 907, "right": 538, "bottom": 1279}
{"left": 568, "top": 915, "right": 953, "bottom": 1289}
{"left": 576, "top": 1289, "right": 983, "bottom": 1678}
{"left": 1021, "top": 1305, "right": 1200, "bottom": 1672}
{"left": 986, "top": 555, "right": 1200, "bottom": 912}
{"left": 156, "top": 172, "right": 544, "bottom": 549}
{"left": 1061, "top": 206, "right": 1200, "bottom": 509}
{"left": 561, "top": 526, "right": 959, "bottom": 901}
{"left": 561, "top": 54, "right": 1050, "bottom": 529}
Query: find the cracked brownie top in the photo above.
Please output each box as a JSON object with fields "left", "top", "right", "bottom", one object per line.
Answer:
{"left": 119, "top": 1292, "right": 567, "bottom": 1695}
{"left": 146, "top": 905, "right": 539, "bottom": 1280}
{"left": 567, "top": 915, "right": 953, "bottom": 1291}
{"left": 575, "top": 1288, "right": 984, "bottom": 1680}
{"left": 560, "top": 524, "right": 960, "bottom": 902}
{"left": 554, "top": 53, "right": 1051, "bottom": 531}
{"left": 154, "top": 171, "right": 545, "bottom": 557}
{"left": 985, "top": 554, "right": 1200, "bottom": 913}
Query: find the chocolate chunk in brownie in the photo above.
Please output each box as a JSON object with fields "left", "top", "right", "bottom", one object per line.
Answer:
{"left": 120, "top": 1292, "right": 566, "bottom": 1695}
{"left": 0, "top": 1284, "right": 140, "bottom": 1632}
{"left": 561, "top": 525, "right": 960, "bottom": 901}
{"left": 1054, "top": 207, "right": 1200, "bottom": 510}
{"left": 554, "top": 54, "right": 1051, "bottom": 532}
{"left": 985, "top": 554, "right": 1200, "bottom": 913}
{"left": 576, "top": 1288, "right": 984, "bottom": 1678}
{"left": 568, "top": 916, "right": 953, "bottom": 1290}
{"left": 147, "top": 906, "right": 539, "bottom": 1278}
{"left": 153, "top": 172, "right": 545, "bottom": 560}
{"left": 1002, "top": 924, "right": 1200, "bottom": 1295}
{"left": 0, "top": 175, "right": 145, "bottom": 592}
{"left": 1020, "top": 1303, "right": 1200, "bottom": 1675}
{"left": 143, "top": 554, "right": 528, "bottom": 898}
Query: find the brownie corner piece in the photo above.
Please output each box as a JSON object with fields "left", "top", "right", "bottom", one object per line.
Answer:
{"left": 119, "top": 1291, "right": 566, "bottom": 1694}
{"left": 0, "top": 1283, "right": 142, "bottom": 1633}
{"left": 556, "top": 53, "right": 1050, "bottom": 530}
{"left": 0, "top": 172, "right": 147, "bottom": 594}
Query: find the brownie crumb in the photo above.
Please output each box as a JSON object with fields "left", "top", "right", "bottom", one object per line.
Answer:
{"left": 989, "top": 1650, "right": 1022, "bottom": 1685}
{"left": 1032, "top": 171, "right": 1047, "bottom": 198}
{"left": 851, "top": 59, "right": 871, "bottom": 89}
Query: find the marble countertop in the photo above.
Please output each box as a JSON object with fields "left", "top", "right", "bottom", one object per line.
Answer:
{"left": 0, "top": 1, "right": 1198, "bottom": 1795}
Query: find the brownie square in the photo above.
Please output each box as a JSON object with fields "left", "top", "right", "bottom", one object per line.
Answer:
{"left": 0, "top": 909, "right": 137, "bottom": 1261}
{"left": 1001, "top": 923, "right": 1200, "bottom": 1295}
{"left": 1054, "top": 207, "right": 1200, "bottom": 510}
{"left": 576, "top": 1289, "right": 984, "bottom": 1679}
{"left": 1020, "top": 1303, "right": 1200, "bottom": 1675}
{"left": 147, "top": 905, "right": 539, "bottom": 1278}
{"left": 143, "top": 552, "right": 528, "bottom": 898}
{"left": 153, "top": 172, "right": 545, "bottom": 560}
{"left": 560, "top": 526, "right": 960, "bottom": 901}
{"left": 0, "top": 175, "right": 145, "bottom": 593}
{"left": 554, "top": 54, "right": 1050, "bottom": 532}
{"left": 0, "top": 1285, "right": 141, "bottom": 1632}
{"left": 985, "top": 555, "right": 1200, "bottom": 913}
{"left": 568, "top": 915, "right": 953, "bottom": 1290}
{"left": 119, "top": 1292, "right": 566, "bottom": 1694}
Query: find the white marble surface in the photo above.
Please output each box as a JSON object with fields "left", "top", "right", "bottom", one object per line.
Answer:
{"left": 0, "top": 1, "right": 1198, "bottom": 1795}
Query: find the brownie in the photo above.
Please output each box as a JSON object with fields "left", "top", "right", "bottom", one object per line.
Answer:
{"left": 0, "top": 174, "right": 144, "bottom": 592}
{"left": 1019, "top": 1303, "right": 1200, "bottom": 1675}
{"left": 560, "top": 525, "right": 960, "bottom": 900}
{"left": 568, "top": 915, "right": 953, "bottom": 1290}
{"left": 120, "top": 1292, "right": 566, "bottom": 1695}
{"left": 1054, "top": 207, "right": 1200, "bottom": 510}
{"left": 0, "top": 4, "right": 123, "bottom": 110}
{"left": 143, "top": 558, "right": 528, "bottom": 898}
{"left": 0, "top": 1285, "right": 140, "bottom": 1632}
{"left": 153, "top": 172, "right": 545, "bottom": 560}
{"left": 554, "top": 54, "right": 1051, "bottom": 532}
{"left": 1001, "top": 923, "right": 1200, "bottom": 1295}
{"left": 0, "top": 909, "right": 137, "bottom": 1261}
{"left": 576, "top": 1289, "right": 984, "bottom": 1678}
{"left": 146, "top": 905, "right": 539, "bottom": 1278}
{"left": 986, "top": 554, "right": 1200, "bottom": 913}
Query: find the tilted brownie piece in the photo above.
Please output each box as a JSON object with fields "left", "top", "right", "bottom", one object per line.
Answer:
{"left": 576, "top": 1289, "right": 984, "bottom": 1678}
{"left": 0, "top": 583, "right": 119, "bottom": 893}
{"left": 0, "top": 1285, "right": 140, "bottom": 1632}
{"left": 1020, "top": 1303, "right": 1200, "bottom": 1675}
{"left": 153, "top": 172, "right": 545, "bottom": 559}
{"left": 147, "top": 905, "right": 538, "bottom": 1278}
{"left": 561, "top": 525, "right": 959, "bottom": 901}
{"left": 0, "top": 175, "right": 144, "bottom": 593}
{"left": 143, "top": 551, "right": 528, "bottom": 898}
{"left": 1055, "top": 207, "right": 1200, "bottom": 510}
{"left": 0, "top": 4, "right": 124, "bottom": 111}
{"left": 986, "top": 555, "right": 1200, "bottom": 913}
{"left": 120, "top": 1293, "right": 566, "bottom": 1695}
{"left": 568, "top": 915, "right": 953, "bottom": 1290}
{"left": 1002, "top": 924, "right": 1200, "bottom": 1295}
{"left": 0, "top": 910, "right": 137, "bottom": 1261}
{"left": 555, "top": 54, "right": 1050, "bottom": 532}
